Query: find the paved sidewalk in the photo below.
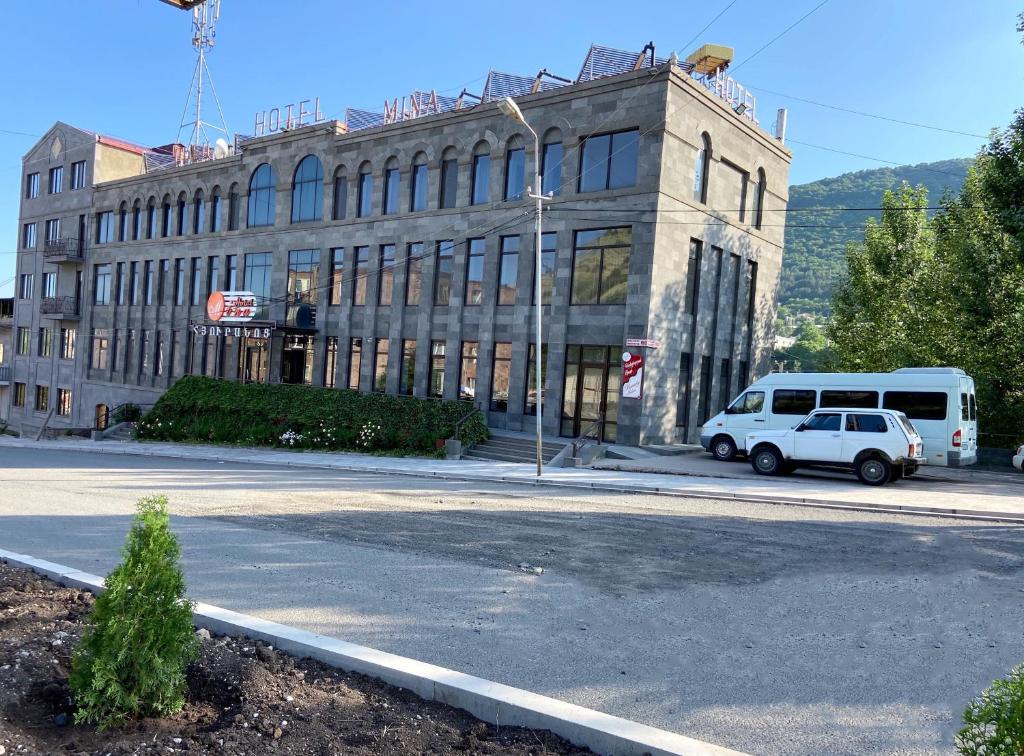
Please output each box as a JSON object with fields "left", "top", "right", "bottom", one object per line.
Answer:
{"left": 1, "top": 434, "right": 1022, "bottom": 521}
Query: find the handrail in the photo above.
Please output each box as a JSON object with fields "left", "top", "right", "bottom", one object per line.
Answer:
{"left": 34, "top": 408, "right": 56, "bottom": 442}
{"left": 452, "top": 401, "right": 483, "bottom": 441}
{"left": 96, "top": 402, "right": 154, "bottom": 431}
{"left": 571, "top": 412, "right": 605, "bottom": 458}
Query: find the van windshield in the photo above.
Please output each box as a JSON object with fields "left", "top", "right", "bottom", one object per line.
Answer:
{"left": 729, "top": 391, "right": 765, "bottom": 414}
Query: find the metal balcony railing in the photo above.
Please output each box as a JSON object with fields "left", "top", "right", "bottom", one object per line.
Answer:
{"left": 39, "top": 296, "right": 80, "bottom": 317}
{"left": 43, "top": 237, "right": 83, "bottom": 260}
{"left": 0, "top": 365, "right": 10, "bottom": 384}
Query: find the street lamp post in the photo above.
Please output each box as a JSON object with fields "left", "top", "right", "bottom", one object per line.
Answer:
{"left": 498, "top": 96, "right": 548, "bottom": 477}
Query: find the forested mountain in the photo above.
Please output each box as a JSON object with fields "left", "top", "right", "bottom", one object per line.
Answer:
{"left": 780, "top": 158, "right": 973, "bottom": 317}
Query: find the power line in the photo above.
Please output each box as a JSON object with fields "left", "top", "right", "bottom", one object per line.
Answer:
{"left": 678, "top": 0, "right": 741, "bottom": 56}
{"left": 785, "top": 138, "right": 971, "bottom": 178}
{"left": 728, "top": 0, "right": 833, "bottom": 75}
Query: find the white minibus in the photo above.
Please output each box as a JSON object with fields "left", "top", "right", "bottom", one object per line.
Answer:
{"left": 700, "top": 368, "right": 977, "bottom": 467}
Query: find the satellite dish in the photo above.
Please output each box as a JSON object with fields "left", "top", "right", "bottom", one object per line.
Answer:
{"left": 213, "top": 138, "right": 230, "bottom": 159}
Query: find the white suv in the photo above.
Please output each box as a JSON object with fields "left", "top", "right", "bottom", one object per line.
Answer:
{"left": 746, "top": 408, "right": 926, "bottom": 486}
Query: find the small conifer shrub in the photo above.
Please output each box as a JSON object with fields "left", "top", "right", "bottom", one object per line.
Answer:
{"left": 70, "top": 495, "right": 199, "bottom": 729}
{"left": 956, "top": 662, "right": 1024, "bottom": 755}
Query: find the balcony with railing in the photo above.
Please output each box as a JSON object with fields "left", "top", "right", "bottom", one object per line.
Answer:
{"left": 0, "top": 365, "right": 10, "bottom": 385}
{"left": 43, "top": 237, "right": 83, "bottom": 263}
{"left": 40, "top": 296, "right": 80, "bottom": 320}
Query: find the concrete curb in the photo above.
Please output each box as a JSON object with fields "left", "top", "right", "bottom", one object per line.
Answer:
{"left": 0, "top": 548, "right": 744, "bottom": 756}
{"left": 3, "top": 436, "right": 1023, "bottom": 524}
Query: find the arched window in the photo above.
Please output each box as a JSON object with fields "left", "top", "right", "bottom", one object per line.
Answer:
{"left": 471, "top": 142, "right": 491, "bottom": 205}
{"left": 227, "top": 183, "right": 240, "bottom": 230}
{"left": 439, "top": 147, "right": 458, "bottom": 209}
{"left": 409, "top": 153, "right": 428, "bottom": 212}
{"left": 192, "top": 189, "right": 205, "bottom": 234}
{"left": 160, "top": 194, "right": 172, "bottom": 237}
{"left": 383, "top": 157, "right": 399, "bottom": 215}
{"left": 210, "top": 186, "right": 223, "bottom": 232}
{"left": 357, "top": 162, "right": 373, "bottom": 218}
{"left": 693, "top": 132, "right": 711, "bottom": 203}
{"left": 176, "top": 191, "right": 188, "bottom": 236}
{"left": 332, "top": 166, "right": 347, "bottom": 220}
{"left": 291, "top": 154, "right": 323, "bottom": 223}
{"left": 504, "top": 136, "right": 525, "bottom": 201}
{"left": 132, "top": 199, "right": 142, "bottom": 240}
{"left": 146, "top": 197, "right": 156, "bottom": 239}
{"left": 752, "top": 168, "right": 766, "bottom": 229}
{"left": 248, "top": 163, "right": 276, "bottom": 227}
{"left": 541, "top": 128, "right": 563, "bottom": 196}
{"left": 118, "top": 201, "right": 128, "bottom": 242}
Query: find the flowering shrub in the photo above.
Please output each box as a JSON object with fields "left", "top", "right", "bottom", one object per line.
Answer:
{"left": 136, "top": 376, "right": 487, "bottom": 455}
{"left": 956, "top": 663, "right": 1024, "bottom": 755}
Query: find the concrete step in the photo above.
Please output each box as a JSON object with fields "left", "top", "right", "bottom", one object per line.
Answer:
{"left": 463, "top": 450, "right": 537, "bottom": 463}
{"left": 479, "top": 438, "right": 565, "bottom": 455}
{"left": 466, "top": 437, "right": 565, "bottom": 463}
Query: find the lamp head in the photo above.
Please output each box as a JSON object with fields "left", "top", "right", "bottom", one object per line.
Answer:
{"left": 498, "top": 97, "right": 525, "bottom": 124}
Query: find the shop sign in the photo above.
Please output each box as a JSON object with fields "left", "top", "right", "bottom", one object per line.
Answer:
{"left": 253, "top": 97, "right": 326, "bottom": 136}
{"left": 622, "top": 351, "right": 644, "bottom": 399}
{"left": 625, "top": 338, "right": 661, "bottom": 349}
{"left": 207, "top": 291, "right": 258, "bottom": 322}
{"left": 191, "top": 323, "right": 273, "bottom": 339}
{"left": 383, "top": 89, "right": 441, "bottom": 124}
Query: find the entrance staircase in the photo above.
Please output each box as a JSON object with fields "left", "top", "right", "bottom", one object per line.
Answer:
{"left": 104, "top": 422, "right": 136, "bottom": 442}
{"left": 462, "top": 433, "right": 567, "bottom": 464}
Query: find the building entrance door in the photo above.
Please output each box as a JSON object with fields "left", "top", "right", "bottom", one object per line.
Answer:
{"left": 560, "top": 345, "right": 619, "bottom": 442}
{"left": 243, "top": 344, "right": 265, "bottom": 384}
{"left": 95, "top": 404, "right": 109, "bottom": 431}
{"left": 281, "top": 335, "right": 313, "bottom": 385}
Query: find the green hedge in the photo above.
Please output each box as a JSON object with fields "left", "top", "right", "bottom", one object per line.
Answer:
{"left": 135, "top": 376, "right": 487, "bottom": 455}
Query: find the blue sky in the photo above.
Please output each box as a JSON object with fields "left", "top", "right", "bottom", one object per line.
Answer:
{"left": 1, "top": 0, "right": 1021, "bottom": 294}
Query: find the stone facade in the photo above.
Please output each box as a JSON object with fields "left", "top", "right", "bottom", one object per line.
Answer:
{"left": 7, "top": 60, "right": 790, "bottom": 445}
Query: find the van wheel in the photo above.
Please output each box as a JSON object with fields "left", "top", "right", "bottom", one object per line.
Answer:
{"left": 857, "top": 456, "right": 891, "bottom": 486}
{"left": 711, "top": 435, "right": 737, "bottom": 462}
{"left": 751, "top": 446, "right": 784, "bottom": 476}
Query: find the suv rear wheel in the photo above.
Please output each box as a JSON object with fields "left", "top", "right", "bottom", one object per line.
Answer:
{"left": 857, "top": 456, "right": 891, "bottom": 486}
{"left": 751, "top": 445, "right": 784, "bottom": 476}
{"left": 711, "top": 435, "right": 737, "bottom": 462}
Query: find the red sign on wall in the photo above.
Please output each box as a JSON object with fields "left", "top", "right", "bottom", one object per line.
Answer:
{"left": 622, "top": 351, "right": 644, "bottom": 399}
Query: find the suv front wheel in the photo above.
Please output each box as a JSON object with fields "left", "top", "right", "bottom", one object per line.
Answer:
{"left": 751, "top": 446, "right": 785, "bottom": 476}
{"left": 856, "top": 456, "right": 892, "bottom": 486}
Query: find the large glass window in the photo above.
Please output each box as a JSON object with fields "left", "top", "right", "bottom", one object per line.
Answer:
{"left": 243, "top": 252, "right": 272, "bottom": 319}
{"left": 537, "top": 232, "right": 556, "bottom": 305}
{"left": 498, "top": 235, "right": 519, "bottom": 305}
{"left": 383, "top": 167, "right": 400, "bottom": 215}
{"left": 71, "top": 161, "right": 87, "bottom": 190}
{"left": 328, "top": 248, "right": 344, "bottom": 305}
{"left": 464, "top": 238, "right": 485, "bottom": 306}
{"left": 90, "top": 329, "right": 109, "bottom": 369}
{"left": 247, "top": 163, "right": 276, "bottom": 227}
{"left": 144, "top": 261, "right": 154, "bottom": 305}
{"left": 130, "top": 262, "right": 140, "bottom": 305}
{"left": 434, "top": 240, "right": 454, "bottom": 305}
{"left": 190, "top": 258, "right": 202, "bottom": 306}
{"left": 132, "top": 202, "right": 143, "bottom": 240}
{"left": 378, "top": 244, "right": 396, "bottom": 306}
{"left": 333, "top": 171, "right": 347, "bottom": 219}
{"left": 176, "top": 195, "right": 188, "bottom": 236}
{"left": 161, "top": 199, "right": 172, "bottom": 237}
{"left": 771, "top": 389, "right": 817, "bottom": 415}
{"left": 94, "top": 264, "right": 111, "bottom": 305}
{"left": 373, "top": 339, "right": 389, "bottom": 393}
{"left": 459, "top": 342, "right": 478, "bottom": 401}
{"left": 226, "top": 255, "right": 238, "bottom": 290}
{"left": 685, "top": 240, "right": 702, "bottom": 315}
{"left": 541, "top": 140, "right": 563, "bottom": 196}
{"left": 883, "top": 391, "right": 948, "bottom": 421}
{"left": 357, "top": 169, "right": 373, "bottom": 217}
{"left": 504, "top": 146, "right": 525, "bottom": 200}
{"left": 286, "top": 250, "right": 319, "bottom": 307}
{"left": 119, "top": 204, "right": 129, "bottom": 241}
{"left": 400, "top": 340, "right": 416, "bottom": 396}
{"left": 525, "top": 343, "right": 547, "bottom": 416}
{"left": 291, "top": 154, "right": 324, "bottom": 223}
{"left": 406, "top": 242, "right": 423, "bottom": 306}
{"left": 430, "top": 341, "right": 446, "bottom": 398}
{"left": 146, "top": 200, "right": 157, "bottom": 238}
{"left": 116, "top": 262, "right": 128, "bottom": 305}
{"left": 174, "top": 259, "right": 186, "bottom": 306}
{"left": 207, "top": 256, "right": 220, "bottom": 295}
{"left": 210, "top": 190, "right": 222, "bottom": 232}
{"left": 440, "top": 155, "right": 458, "bottom": 208}
{"left": 96, "top": 212, "right": 113, "bottom": 244}
{"left": 571, "top": 227, "right": 631, "bottom": 305}
{"left": 352, "top": 246, "right": 369, "bottom": 306}
{"left": 348, "top": 338, "right": 362, "bottom": 390}
{"left": 192, "top": 192, "right": 205, "bottom": 234}
{"left": 490, "top": 343, "right": 512, "bottom": 412}
{"left": 324, "top": 336, "right": 338, "bottom": 388}
{"left": 471, "top": 150, "right": 491, "bottom": 204}
{"left": 410, "top": 158, "right": 428, "bottom": 212}
{"left": 579, "top": 129, "right": 639, "bottom": 192}
{"left": 721, "top": 161, "right": 749, "bottom": 222}
{"left": 228, "top": 185, "right": 240, "bottom": 230}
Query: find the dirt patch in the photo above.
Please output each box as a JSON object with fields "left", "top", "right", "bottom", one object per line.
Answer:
{"left": 0, "top": 562, "right": 591, "bottom": 755}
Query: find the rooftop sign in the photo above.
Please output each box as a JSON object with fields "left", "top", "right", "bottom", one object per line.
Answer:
{"left": 703, "top": 69, "right": 757, "bottom": 124}
{"left": 254, "top": 98, "right": 326, "bottom": 137}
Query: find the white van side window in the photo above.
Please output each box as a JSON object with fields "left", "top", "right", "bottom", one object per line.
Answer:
{"left": 882, "top": 391, "right": 947, "bottom": 421}
{"left": 821, "top": 390, "right": 878, "bottom": 409}
{"left": 772, "top": 389, "right": 816, "bottom": 415}
{"left": 730, "top": 391, "right": 764, "bottom": 414}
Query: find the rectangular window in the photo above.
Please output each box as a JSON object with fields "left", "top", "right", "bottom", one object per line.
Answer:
{"left": 129, "top": 262, "right": 140, "bottom": 305}
{"left": 37, "top": 327, "right": 52, "bottom": 357}
{"left": 820, "top": 390, "right": 879, "bottom": 409}
{"left": 471, "top": 154, "right": 490, "bottom": 204}
{"left": 771, "top": 389, "right": 817, "bottom": 415}
{"left": 373, "top": 338, "right": 389, "bottom": 393}
{"left": 193, "top": 195, "right": 205, "bottom": 234}
{"left": 378, "top": 244, "right": 396, "bottom": 306}
{"left": 41, "top": 272, "right": 57, "bottom": 298}
{"left": 210, "top": 193, "right": 222, "bottom": 232}
{"left": 60, "top": 328, "right": 76, "bottom": 360}
{"left": 676, "top": 353, "right": 692, "bottom": 428}
{"left": 410, "top": 163, "right": 427, "bottom": 212}
{"left": 45, "top": 218, "right": 61, "bottom": 243}
{"left": 176, "top": 199, "right": 187, "bottom": 236}
{"left": 882, "top": 391, "right": 948, "bottom": 421}
{"left": 57, "top": 388, "right": 72, "bottom": 416}
{"left": 333, "top": 174, "right": 347, "bottom": 219}
{"left": 228, "top": 190, "right": 240, "bottom": 230}
{"left": 352, "top": 246, "right": 369, "bottom": 306}
{"left": 208, "top": 256, "right": 221, "bottom": 295}
{"left": 383, "top": 168, "right": 400, "bottom": 215}
{"left": 525, "top": 343, "right": 548, "bottom": 416}
{"left": 328, "top": 248, "right": 344, "bottom": 305}
{"left": 504, "top": 147, "right": 525, "bottom": 200}
{"left": 324, "top": 336, "right": 338, "bottom": 388}
{"left": 440, "top": 158, "right": 458, "bottom": 208}
{"left": 459, "top": 342, "right": 478, "bottom": 401}
{"left": 35, "top": 385, "right": 49, "bottom": 412}
{"left": 70, "top": 161, "right": 86, "bottom": 190}
{"left": 115, "top": 262, "right": 126, "bottom": 305}
{"left": 94, "top": 264, "right": 111, "bottom": 305}
{"left": 146, "top": 203, "right": 156, "bottom": 238}
{"left": 243, "top": 252, "right": 272, "bottom": 320}
{"left": 400, "top": 340, "right": 416, "bottom": 395}
{"left": 497, "top": 235, "right": 519, "bottom": 305}
{"left": 738, "top": 360, "right": 750, "bottom": 392}
{"left": 698, "top": 355, "right": 713, "bottom": 423}
{"left": 571, "top": 227, "right": 631, "bottom": 305}
{"left": 718, "top": 358, "right": 732, "bottom": 412}
{"left": 190, "top": 258, "right": 202, "bottom": 306}
{"left": 429, "top": 341, "right": 446, "bottom": 398}
{"left": 579, "top": 129, "right": 639, "bottom": 192}
{"left": 536, "top": 232, "right": 556, "bottom": 305}
{"left": 22, "top": 223, "right": 37, "bottom": 249}
{"left": 26, "top": 172, "right": 39, "bottom": 199}
{"left": 110, "top": 329, "right": 120, "bottom": 371}
{"left": 464, "top": 238, "right": 485, "bottom": 306}
{"left": 158, "top": 259, "right": 169, "bottom": 303}
{"left": 226, "top": 255, "right": 238, "bottom": 291}
{"left": 18, "top": 274, "right": 33, "bottom": 300}
{"left": 685, "top": 240, "right": 702, "bottom": 315}
{"left": 174, "top": 259, "right": 186, "bottom": 306}
{"left": 16, "top": 327, "right": 30, "bottom": 355}
{"left": 143, "top": 261, "right": 154, "bottom": 305}
{"left": 490, "top": 343, "right": 512, "bottom": 412}
{"left": 348, "top": 338, "right": 362, "bottom": 390}
{"left": 13, "top": 383, "right": 26, "bottom": 408}
{"left": 405, "top": 242, "right": 423, "bottom": 306}
{"left": 154, "top": 331, "right": 164, "bottom": 377}
{"left": 358, "top": 172, "right": 373, "bottom": 217}
{"left": 721, "top": 161, "right": 749, "bottom": 222}
{"left": 140, "top": 330, "right": 150, "bottom": 377}
{"left": 48, "top": 166, "right": 63, "bottom": 194}
{"left": 96, "top": 212, "right": 113, "bottom": 244}
{"left": 133, "top": 205, "right": 142, "bottom": 240}
{"left": 434, "top": 240, "right": 454, "bottom": 305}
{"left": 541, "top": 142, "right": 563, "bottom": 196}
{"left": 162, "top": 202, "right": 172, "bottom": 238}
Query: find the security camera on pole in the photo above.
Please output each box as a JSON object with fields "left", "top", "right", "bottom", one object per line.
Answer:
{"left": 497, "top": 96, "right": 553, "bottom": 477}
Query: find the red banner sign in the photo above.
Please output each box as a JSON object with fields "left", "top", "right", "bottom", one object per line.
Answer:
{"left": 622, "top": 351, "right": 644, "bottom": 399}
{"left": 207, "top": 291, "right": 258, "bottom": 323}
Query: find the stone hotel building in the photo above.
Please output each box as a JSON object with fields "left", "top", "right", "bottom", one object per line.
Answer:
{"left": 7, "top": 43, "right": 791, "bottom": 446}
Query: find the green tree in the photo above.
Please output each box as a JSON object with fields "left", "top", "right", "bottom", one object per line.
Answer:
{"left": 776, "top": 322, "right": 835, "bottom": 372}
{"left": 955, "top": 662, "right": 1024, "bottom": 755}
{"left": 71, "top": 496, "right": 198, "bottom": 729}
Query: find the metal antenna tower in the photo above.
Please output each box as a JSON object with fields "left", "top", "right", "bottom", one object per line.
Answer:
{"left": 164, "top": 0, "right": 229, "bottom": 157}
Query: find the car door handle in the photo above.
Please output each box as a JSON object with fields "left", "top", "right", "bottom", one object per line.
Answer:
{"left": 754, "top": 419, "right": 765, "bottom": 422}
{"left": 831, "top": 434, "right": 841, "bottom": 437}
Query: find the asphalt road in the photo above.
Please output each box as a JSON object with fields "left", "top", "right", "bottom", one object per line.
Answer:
{"left": 1, "top": 447, "right": 1022, "bottom": 755}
